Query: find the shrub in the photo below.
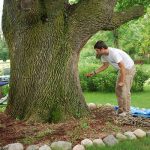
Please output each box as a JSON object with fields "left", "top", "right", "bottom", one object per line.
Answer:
{"left": 79, "top": 65, "right": 149, "bottom": 92}
{"left": 132, "top": 68, "right": 149, "bottom": 92}
{"left": 79, "top": 66, "right": 117, "bottom": 92}
{"left": 92, "top": 69, "right": 117, "bottom": 92}
{"left": 79, "top": 65, "right": 98, "bottom": 91}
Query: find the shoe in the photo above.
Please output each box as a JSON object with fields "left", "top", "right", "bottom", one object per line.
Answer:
{"left": 118, "top": 112, "right": 127, "bottom": 117}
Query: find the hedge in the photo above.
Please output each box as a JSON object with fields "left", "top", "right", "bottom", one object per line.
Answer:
{"left": 79, "top": 66, "right": 149, "bottom": 92}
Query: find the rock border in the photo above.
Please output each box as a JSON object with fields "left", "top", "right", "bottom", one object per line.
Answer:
{"left": 1, "top": 128, "right": 149, "bottom": 150}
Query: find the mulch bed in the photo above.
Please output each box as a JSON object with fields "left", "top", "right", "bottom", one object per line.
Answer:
{"left": 0, "top": 106, "right": 149, "bottom": 148}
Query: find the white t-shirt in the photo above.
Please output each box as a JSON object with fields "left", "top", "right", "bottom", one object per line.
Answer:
{"left": 101, "top": 47, "right": 134, "bottom": 70}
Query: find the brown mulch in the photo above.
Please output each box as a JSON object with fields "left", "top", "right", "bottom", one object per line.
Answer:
{"left": 0, "top": 106, "right": 149, "bottom": 148}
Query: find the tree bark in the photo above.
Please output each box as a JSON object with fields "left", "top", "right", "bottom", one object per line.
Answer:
{"left": 2, "top": 0, "right": 145, "bottom": 123}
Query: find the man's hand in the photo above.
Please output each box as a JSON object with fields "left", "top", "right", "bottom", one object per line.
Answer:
{"left": 118, "top": 82, "right": 124, "bottom": 87}
{"left": 85, "top": 63, "right": 109, "bottom": 78}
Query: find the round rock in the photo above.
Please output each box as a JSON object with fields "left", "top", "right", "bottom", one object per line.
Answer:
{"left": 124, "top": 131, "right": 137, "bottom": 140}
{"left": 39, "top": 144, "right": 51, "bottom": 150}
{"left": 3, "top": 143, "right": 24, "bottom": 150}
{"left": 73, "top": 144, "right": 85, "bottom": 150}
{"left": 87, "top": 103, "right": 97, "bottom": 110}
{"left": 103, "top": 135, "right": 118, "bottom": 146}
{"left": 133, "top": 129, "right": 146, "bottom": 138}
{"left": 81, "top": 139, "right": 93, "bottom": 147}
{"left": 116, "top": 133, "right": 127, "bottom": 141}
{"left": 93, "top": 139, "right": 105, "bottom": 147}
{"left": 97, "top": 104, "right": 102, "bottom": 108}
{"left": 105, "top": 103, "right": 112, "bottom": 107}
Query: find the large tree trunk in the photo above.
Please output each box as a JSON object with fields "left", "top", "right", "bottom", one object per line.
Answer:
{"left": 2, "top": 0, "right": 144, "bottom": 122}
{"left": 3, "top": 0, "right": 89, "bottom": 123}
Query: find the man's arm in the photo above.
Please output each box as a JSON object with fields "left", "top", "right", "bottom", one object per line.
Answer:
{"left": 118, "top": 61, "right": 126, "bottom": 86}
{"left": 85, "top": 62, "right": 109, "bottom": 77}
{"left": 95, "top": 62, "right": 109, "bottom": 74}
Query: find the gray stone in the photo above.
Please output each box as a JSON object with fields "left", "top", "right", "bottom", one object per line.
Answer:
{"left": 81, "top": 139, "right": 93, "bottom": 148}
{"left": 26, "top": 145, "right": 39, "bottom": 150}
{"left": 146, "top": 131, "right": 150, "bottom": 137}
{"left": 50, "top": 141, "right": 72, "bottom": 150}
{"left": 133, "top": 129, "right": 146, "bottom": 138}
{"left": 87, "top": 103, "right": 97, "bottom": 110}
{"left": 39, "top": 145, "right": 51, "bottom": 150}
{"left": 3, "top": 143, "right": 24, "bottom": 150}
{"left": 73, "top": 144, "right": 85, "bottom": 150}
{"left": 124, "top": 131, "right": 137, "bottom": 140}
{"left": 116, "top": 133, "right": 127, "bottom": 141}
{"left": 103, "top": 135, "right": 118, "bottom": 146}
{"left": 93, "top": 139, "right": 105, "bottom": 147}
{"left": 105, "top": 103, "right": 112, "bottom": 107}
{"left": 97, "top": 104, "right": 102, "bottom": 108}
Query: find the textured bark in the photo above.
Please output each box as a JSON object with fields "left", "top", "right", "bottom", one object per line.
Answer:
{"left": 2, "top": 0, "right": 145, "bottom": 123}
{"left": 105, "top": 5, "right": 145, "bottom": 30}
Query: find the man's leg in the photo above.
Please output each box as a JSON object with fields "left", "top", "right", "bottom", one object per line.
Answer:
{"left": 115, "top": 73, "right": 127, "bottom": 114}
{"left": 116, "top": 67, "right": 136, "bottom": 114}
{"left": 126, "top": 67, "right": 136, "bottom": 112}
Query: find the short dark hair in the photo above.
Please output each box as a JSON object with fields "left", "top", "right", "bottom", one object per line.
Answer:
{"left": 94, "top": 40, "right": 108, "bottom": 49}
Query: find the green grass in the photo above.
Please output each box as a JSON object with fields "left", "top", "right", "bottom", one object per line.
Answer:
{"left": 87, "top": 137, "right": 150, "bottom": 150}
{"left": 84, "top": 86, "right": 150, "bottom": 109}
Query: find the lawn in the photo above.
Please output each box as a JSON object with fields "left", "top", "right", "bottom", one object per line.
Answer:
{"left": 84, "top": 86, "right": 150, "bottom": 109}
{"left": 87, "top": 137, "right": 150, "bottom": 150}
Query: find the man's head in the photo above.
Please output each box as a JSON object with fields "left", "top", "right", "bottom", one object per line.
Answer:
{"left": 94, "top": 41, "right": 108, "bottom": 57}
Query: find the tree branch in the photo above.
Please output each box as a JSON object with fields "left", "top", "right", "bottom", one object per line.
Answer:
{"left": 67, "top": 2, "right": 144, "bottom": 52}
{"left": 67, "top": 0, "right": 117, "bottom": 51}
{"left": 105, "top": 5, "right": 145, "bottom": 30}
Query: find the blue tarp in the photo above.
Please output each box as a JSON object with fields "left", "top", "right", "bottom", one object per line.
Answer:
{"left": 114, "top": 106, "right": 150, "bottom": 118}
{"left": 0, "top": 81, "right": 9, "bottom": 86}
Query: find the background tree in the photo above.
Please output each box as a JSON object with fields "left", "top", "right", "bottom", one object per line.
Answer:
{"left": 2, "top": 0, "right": 147, "bottom": 123}
{"left": 117, "top": 6, "right": 150, "bottom": 63}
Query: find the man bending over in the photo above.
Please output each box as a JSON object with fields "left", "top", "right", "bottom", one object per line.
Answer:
{"left": 86, "top": 41, "right": 136, "bottom": 117}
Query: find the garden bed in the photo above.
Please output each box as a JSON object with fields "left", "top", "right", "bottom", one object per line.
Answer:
{"left": 0, "top": 106, "right": 149, "bottom": 148}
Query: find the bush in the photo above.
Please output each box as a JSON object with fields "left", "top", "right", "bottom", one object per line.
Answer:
{"left": 79, "top": 65, "right": 98, "bottom": 91}
{"left": 91, "top": 69, "right": 117, "bottom": 92}
{"left": 79, "top": 65, "right": 149, "bottom": 92}
{"left": 132, "top": 68, "right": 149, "bottom": 92}
{"left": 79, "top": 66, "right": 117, "bottom": 92}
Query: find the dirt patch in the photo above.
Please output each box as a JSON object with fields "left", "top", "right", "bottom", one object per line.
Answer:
{"left": 0, "top": 106, "right": 149, "bottom": 148}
